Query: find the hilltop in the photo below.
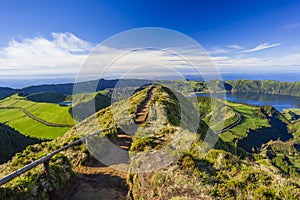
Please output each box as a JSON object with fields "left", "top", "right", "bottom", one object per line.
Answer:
{"left": 0, "top": 85, "right": 299, "bottom": 199}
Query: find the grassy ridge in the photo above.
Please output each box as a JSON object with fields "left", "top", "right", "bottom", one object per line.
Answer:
{"left": 0, "top": 85, "right": 299, "bottom": 199}
{"left": 226, "top": 80, "right": 300, "bottom": 97}
{"left": 0, "top": 95, "right": 73, "bottom": 139}
{"left": 0, "top": 85, "right": 150, "bottom": 200}
{"left": 128, "top": 86, "right": 300, "bottom": 199}
{"left": 219, "top": 101, "right": 269, "bottom": 142}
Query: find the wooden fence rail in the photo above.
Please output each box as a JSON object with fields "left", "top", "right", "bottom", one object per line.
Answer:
{"left": 0, "top": 125, "right": 115, "bottom": 188}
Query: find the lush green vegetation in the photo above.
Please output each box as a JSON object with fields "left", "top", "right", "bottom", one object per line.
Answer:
{"left": 0, "top": 94, "right": 73, "bottom": 139}
{"left": 0, "top": 123, "right": 41, "bottom": 164}
{"left": 192, "top": 79, "right": 300, "bottom": 97}
{"left": 289, "top": 120, "right": 300, "bottom": 143}
{"left": 1, "top": 84, "right": 300, "bottom": 199}
{"left": 0, "top": 84, "right": 151, "bottom": 199}
{"left": 218, "top": 101, "right": 269, "bottom": 142}
{"left": 0, "top": 94, "right": 74, "bottom": 125}
{"left": 70, "top": 92, "right": 111, "bottom": 121}
{"left": 0, "top": 109, "right": 70, "bottom": 139}
{"left": 226, "top": 80, "right": 300, "bottom": 97}
{"left": 128, "top": 86, "right": 300, "bottom": 199}
{"left": 0, "top": 101, "right": 121, "bottom": 200}
{"left": 0, "top": 134, "right": 83, "bottom": 200}
{"left": 283, "top": 108, "right": 300, "bottom": 121}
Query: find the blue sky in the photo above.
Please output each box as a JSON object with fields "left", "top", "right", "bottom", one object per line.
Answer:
{"left": 0, "top": 0, "right": 300, "bottom": 87}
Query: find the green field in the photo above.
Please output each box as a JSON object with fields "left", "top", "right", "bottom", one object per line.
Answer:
{"left": 204, "top": 106, "right": 238, "bottom": 132}
{"left": 219, "top": 101, "right": 269, "bottom": 142}
{"left": 0, "top": 95, "right": 74, "bottom": 139}
{"left": 0, "top": 95, "right": 74, "bottom": 125}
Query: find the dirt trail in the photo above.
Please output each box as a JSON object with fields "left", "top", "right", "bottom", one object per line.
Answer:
{"left": 215, "top": 110, "right": 241, "bottom": 134}
{"left": 134, "top": 87, "right": 157, "bottom": 124}
{"left": 58, "top": 87, "right": 156, "bottom": 200}
{"left": 0, "top": 106, "right": 72, "bottom": 127}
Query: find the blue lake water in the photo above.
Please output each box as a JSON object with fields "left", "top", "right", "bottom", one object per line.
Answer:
{"left": 196, "top": 92, "right": 300, "bottom": 112}
{"left": 58, "top": 101, "right": 73, "bottom": 106}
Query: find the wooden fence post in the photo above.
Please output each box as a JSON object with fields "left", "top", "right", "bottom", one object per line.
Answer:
{"left": 43, "top": 160, "right": 54, "bottom": 200}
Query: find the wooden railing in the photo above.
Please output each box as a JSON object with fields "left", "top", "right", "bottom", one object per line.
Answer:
{"left": 0, "top": 125, "right": 115, "bottom": 199}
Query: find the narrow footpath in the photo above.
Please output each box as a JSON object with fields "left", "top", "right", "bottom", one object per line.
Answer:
{"left": 59, "top": 86, "right": 157, "bottom": 200}
{"left": 0, "top": 106, "right": 72, "bottom": 127}
{"left": 215, "top": 110, "right": 241, "bottom": 134}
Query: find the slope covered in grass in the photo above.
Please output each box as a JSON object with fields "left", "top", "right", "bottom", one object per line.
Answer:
{"left": 0, "top": 123, "right": 41, "bottom": 164}
{"left": 0, "top": 94, "right": 74, "bottom": 139}
{"left": 0, "top": 85, "right": 152, "bottom": 200}
{"left": 0, "top": 85, "right": 299, "bottom": 200}
{"left": 69, "top": 92, "right": 112, "bottom": 121}
{"left": 128, "top": 86, "right": 300, "bottom": 200}
{"left": 217, "top": 101, "right": 293, "bottom": 154}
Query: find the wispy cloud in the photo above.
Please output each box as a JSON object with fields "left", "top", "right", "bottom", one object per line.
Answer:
{"left": 241, "top": 42, "right": 282, "bottom": 53}
{"left": 208, "top": 44, "right": 242, "bottom": 55}
{"left": 0, "top": 33, "right": 298, "bottom": 83}
{"left": 228, "top": 44, "right": 242, "bottom": 50}
{"left": 212, "top": 53, "right": 300, "bottom": 68}
{"left": 208, "top": 48, "right": 229, "bottom": 54}
{"left": 0, "top": 33, "right": 217, "bottom": 80}
{"left": 282, "top": 22, "right": 300, "bottom": 30}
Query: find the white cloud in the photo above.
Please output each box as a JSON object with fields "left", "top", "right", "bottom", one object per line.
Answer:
{"left": 208, "top": 48, "right": 229, "bottom": 54}
{"left": 228, "top": 44, "right": 242, "bottom": 50}
{"left": 208, "top": 44, "right": 242, "bottom": 55}
{"left": 241, "top": 42, "right": 282, "bottom": 53}
{"left": 0, "top": 33, "right": 299, "bottom": 83}
{"left": 52, "top": 32, "right": 93, "bottom": 52}
{"left": 0, "top": 34, "right": 220, "bottom": 81}
{"left": 0, "top": 33, "right": 93, "bottom": 77}
{"left": 212, "top": 53, "right": 300, "bottom": 69}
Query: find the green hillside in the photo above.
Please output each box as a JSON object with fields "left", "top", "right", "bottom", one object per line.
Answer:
{"left": 0, "top": 85, "right": 151, "bottom": 200}
{"left": 213, "top": 100, "right": 294, "bottom": 155}
{"left": 0, "top": 94, "right": 74, "bottom": 139}
{"left": 26, "top": 92, "right": 67, "bottom": 103}
{"left": 189, "top": 79, "right": 300, "bottom": 97}
{"left": 0, "top": 91, "right": 113, "bottom": 139}
{"left": 0, "top": 123, "right": 41, "bottom": 164}
{"left": 0, "top": 87, "right": 17, "bottom": 100}
{"left": 226, "top": 80, "right": 300, "bottom": 96}
{"left": 69, "top": 92, "right": 112, "bottom": 121}
{"left": 127, "top": 86, "right": 300, "bottom": 199}
{"left": 0, "top": 85, "right": 299, "bottom": 199}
